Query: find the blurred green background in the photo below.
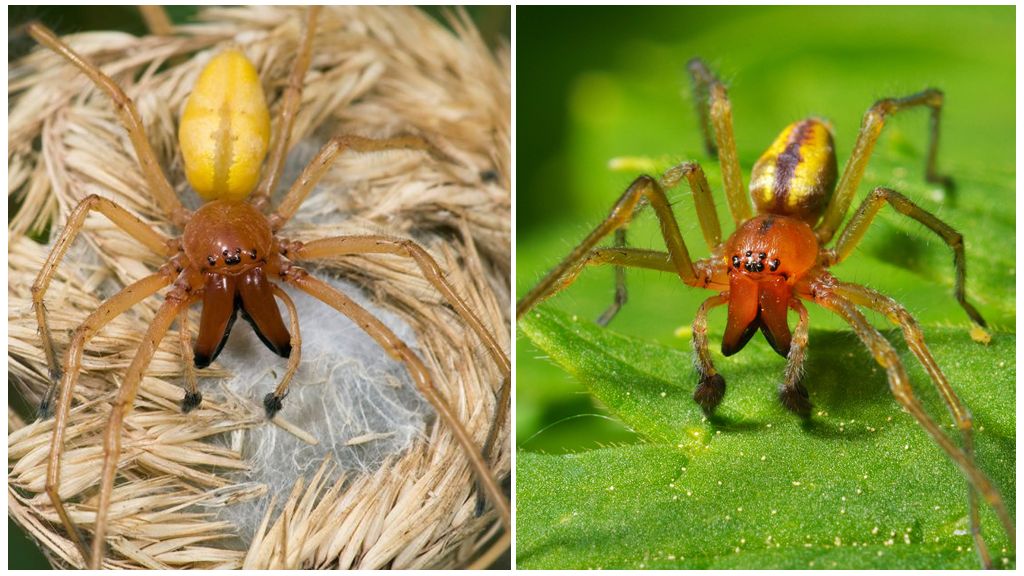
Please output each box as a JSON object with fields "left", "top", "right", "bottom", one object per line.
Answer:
{"left": 8, "top": 5, "right": 509, "bottom": 569}
{"left": 516, "top": 6, "right": 1014, "bottom": 453}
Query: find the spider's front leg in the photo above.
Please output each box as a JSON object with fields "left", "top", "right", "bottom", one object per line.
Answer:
{"left": 91, "top": 290, "right": 195, "bottom": 568}
{"left": 597, "top": 161, "right": 723, "bottom": 326}
{"left": 817, "top": 290, "right": 1014, "bottom": 567}
{"left": 289, "top": 235, "right": 509, "bottom": 462}
{"left": 518, "top": 164, "right": 712, "bottom": 320}
{"left": 827, "top": 186, "right": 987, "bottom": 334}
{"left": 833, "top": 281, "right": 1008, "bottom": 565}
{"left": 281, "top": 267, "right": 512, "bottom": 531}
{"left": 31, "top": 194, "right": 177, "bottom": 417}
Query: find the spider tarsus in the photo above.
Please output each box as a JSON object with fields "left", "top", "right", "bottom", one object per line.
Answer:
{"left": 693, "top": 373, "right": 726, "bottom": 414}
{"left": 264, "top": 393, "right": 284, "bottom": 419}
{"left": 181, "top": 391, "right": 203, "bottom": 413}
{"left": 779, "top": 383, "right": 812, "bottom": 418}
{"left": 37, "top": 399, "right": 53, "bottom": 421}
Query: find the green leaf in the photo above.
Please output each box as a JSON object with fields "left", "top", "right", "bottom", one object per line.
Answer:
{"left": 517, "top": 307, "right": 1015, "bottom": 569}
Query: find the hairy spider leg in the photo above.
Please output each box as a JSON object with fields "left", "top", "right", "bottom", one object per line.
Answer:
{"left": 778, "top": 299, "right": 811, "bottom": 416}
{"left": 687, "top": 58, "right": 751, "bottom": 225}
{"left": 517, "top": 166, "right": 709, "bottom": 319}
{"left": 31, "top": 195, "right": 176, "bottom": 405}
{"left": 282, "top": 268, "right": 512, "bottom": 531}
{"left": 91, "top": 292, "right": 195, "bottom": 568}
{"left": 692, "top": 293, "right": 729, "bottom": 413}
{"left": 833, "top": 281, "right": 1011, "bottom": 567}
{"left": 264, "top": 285, "right": 303, "bottom": 415}
{"left": 269, "top": 134, "right": 444, "bottom": 229}
{"left": 290, "top": 236, "right": 511, "bottom": 503}
{"left": 137, "top": 6, "right": 173, "bottom": 37}
{"left": 251, "top": 6, "right": 322, "bottom": 209}
{"left": 595, "top": 227, "right": 629, "bottom": 327}
{"left": 598, "top": 162, "right": 722, "bottom": 327}
{"left": 815, "top": 290, "right": 1014, "bottom": 568}
{"left": 829, "top": 186, "right": 987, "bottom": 330}
{"left": 25, "top": 24, "right": 189, "bottom": 226}
{"left": 816, "top": 89, "right": 951, "bottom": 243}
{"left": 39, "top": 271, "right": 176, "bottom": 565}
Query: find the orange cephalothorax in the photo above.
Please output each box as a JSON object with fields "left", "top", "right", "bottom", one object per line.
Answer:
{"left": 182, "top": 200, "right": 289, "bottom": 366}
{"left": 749, "top": 118, "right": 837, "bottom": 225}
{"left": 721, "top": 214, "right": 820, "bottom": 357}
{"left": 183, "top": 200, "right": 275, "bottom": 274}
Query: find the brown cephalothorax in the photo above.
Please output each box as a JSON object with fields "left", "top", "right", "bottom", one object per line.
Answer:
{"left": 27, "top": 7, "right": 510, "bottom": 569}
{"left": 517, "top": 57, "right": 1011, "bottom": 568}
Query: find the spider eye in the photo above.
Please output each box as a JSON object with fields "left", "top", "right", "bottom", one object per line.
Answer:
{"left": 207, "top": 255, "right": 217, "bottom": 266}
{"left": 731, "top": 255, "right": 741, "bottom": 268}
{"left": 769, "top": 259, "right": 781, "bottom": 272}
{"left": 758, "top": 252, "right": 767, "bottom": 260}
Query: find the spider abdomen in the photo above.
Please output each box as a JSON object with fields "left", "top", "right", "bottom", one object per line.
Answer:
{"left": 749, "top": 118, "right": 837, "bottom": 225}
{"left": 179, "top": 49, "right": 271, "bottom": 202}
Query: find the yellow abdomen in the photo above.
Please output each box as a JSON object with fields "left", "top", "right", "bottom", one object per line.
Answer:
{"left": 748, "top": 119, "right": 837, "bottom": 225}
{"left": 179, "top": 49, "right": 270, "bottom": 202}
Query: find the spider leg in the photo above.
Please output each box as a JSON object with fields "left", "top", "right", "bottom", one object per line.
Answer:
{"left": 833, "top": 281, "right": 1008, "bottom": 566}
{"left": 816, "top": 89, "right": 952, "bottom": 243}
{"left": 32, "top": 194, "right": 176, "bottom": 416}
{"left": 828, "top": 186, "right": 987, "bottom": 331}
{"left": 282, "top": 268, "right": 511, "bottom": 531}
{"left": 269, "top": 134, "right": 443, "bottom": 230}
{"left": 263, "top": 285, "right": 303, "bottom": 417}
{"left": 816, "top": 290, "right": 1013, "bottom": 564}
{"left": 692, "top": 293, "right": 729, "bottom": 413}
{"left": 289, "top": 236, "right": 509, "bottom": 470}
{"left": 517, "top": 169, "right": 703, "bottom": 319}
{"left": 598, "top": 162, "right": 723, "bottom": 326}
{"left": 90, "top": 292, "right": 192, "bottom": 568}
{"left": 25, "top": 24, "right": 188, "bottom": 226}
{"left": 251, "top": 7, "right": 322, "bottom": 209}
{"left": 778, "top": 299, "right": 811, "bottom": 417}
{"left": 42, "top": 271, "right": 174, "bottom": 565}
{"left": 596, "top": 228, "right": 629, "bottom": 327}
{"left": 687, "top": 58, "right": 751, "bottom": 225}
{"left": 137, "top": 6, "right": 173, "bottom": 36}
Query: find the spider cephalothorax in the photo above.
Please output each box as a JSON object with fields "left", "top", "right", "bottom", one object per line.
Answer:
{"left": 182, "top": 200, "right": 290, "bottom": 370}
{"left": 722, "top": 214, "right": 819, "bottom": 357}
{"left": 517, "top": 57, "right": 1012, "bottom": 567}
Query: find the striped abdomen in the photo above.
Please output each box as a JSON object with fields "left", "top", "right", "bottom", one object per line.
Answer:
{"left": 749, "top": 119, "right": 837, "bottom": 225}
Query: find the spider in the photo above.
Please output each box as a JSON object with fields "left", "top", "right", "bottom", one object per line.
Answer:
{"left": 516, "top": 58, "right": 1013, "bottom": 567}
{"left": 25, "top": 8, "right": 510, "bottom": 569}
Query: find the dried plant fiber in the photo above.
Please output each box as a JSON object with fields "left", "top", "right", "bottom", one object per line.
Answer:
{"left": 8, "top": 5, "right": 510, "bottom": 569}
